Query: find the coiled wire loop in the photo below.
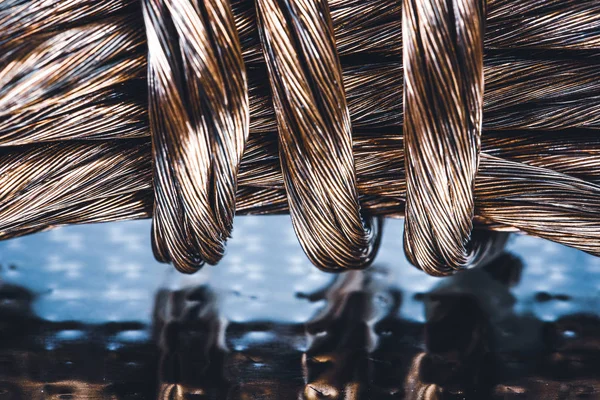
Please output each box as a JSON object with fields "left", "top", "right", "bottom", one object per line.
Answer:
{"left": 403, "top": 0, "right": 500, "bottom": 275}
{"left": 255, "top": 0, "right": 382, "bottom": 270}
{"left": 143, "top": 0, "right": 249, "bottom": 273}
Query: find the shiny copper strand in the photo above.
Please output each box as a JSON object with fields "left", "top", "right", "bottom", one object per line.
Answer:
{"left": 0, "top": 0, "right": 138, "bottom": 52}
{"left": 143, "top": 0, "right": 249, "bottom": 272}
{"left": 0, "top": 18, "right": 147, "bottom": 146}
{"left": 402, "top": 0, "right": 486, "bottom": 274}
{"left": 0, "top": 0, "right": 599, "bottom": 274}
{"left": 255, "top": 0, "right": 381, "bottom": 270}
{"left": 0, "top": 141, "right": 153, "bottom": 240}
{"left": 2, "top": 132, "right": 599, "bottom": 254}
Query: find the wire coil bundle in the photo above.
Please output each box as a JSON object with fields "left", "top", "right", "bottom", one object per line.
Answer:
{"left": 0, "top": 0, "right": 599, "bottom": 275}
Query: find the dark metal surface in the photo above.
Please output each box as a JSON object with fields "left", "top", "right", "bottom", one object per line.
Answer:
{"left": 0, "top": 216, "right": 598, "bottom": 399}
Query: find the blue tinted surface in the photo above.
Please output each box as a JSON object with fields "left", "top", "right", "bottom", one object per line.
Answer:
{"left": 0, "top": 217, "right": 598, "bottom": 399}
{"left": 1, "top": 217, "right": 598, "bottom": 323}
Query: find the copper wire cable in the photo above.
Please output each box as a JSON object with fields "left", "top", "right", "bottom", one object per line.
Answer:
{"left": 1, "top": 4, "right": 598, "bottom": 146}
{"left": 4, "top": 49, "right": 598, "bottom": 145}
{"left": 0, "top": 0, "right": 599, "bottom": 274}
{"left": 255, "top": 0, "right": 381, "bottom": 271}
{"left": 402, "top": 0, "right": 486, "bottom": 274}
{"left": 1, "top": 0, "right": 597, "bottom": 59}
{"left": 486, "top": 0, "right": 600, "bottom": 50}
{"left": 229, "top": 0, "right": 600, "bottom": 63}
{"left": 2, "top": 131, "right": 599, "bottom": 260}
{"left": 143, "top": 0, "right": 249, "bottom": 273}
{"left": 0, "top": 18, "right": 147, "bottom": 146}
{"left": 0, "top": 140, "right": 153, "bottom": 240}
{"left": 0, "top": 0, "right": 139, "bottom": 51}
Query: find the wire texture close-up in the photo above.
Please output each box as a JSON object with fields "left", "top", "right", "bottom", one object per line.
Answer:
{"left": 0, "top": 0, "right": 599, "bottom": 275}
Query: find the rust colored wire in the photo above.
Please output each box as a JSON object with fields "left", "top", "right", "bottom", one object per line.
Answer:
{"left": 0, "top": 0, "right": 599, "bottom": 275}
{"left": 402, "top": 0, "right": 486, "bottom": 274}
{"left": 143, "top": 0, "right": 249, "bottom": 273}
{"left": 256, "top": 0, "right": 380, "bottom": 271}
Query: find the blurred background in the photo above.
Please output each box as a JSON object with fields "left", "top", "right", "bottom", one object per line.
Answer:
{"left": 0, "top": 216, "right": 598, "bottom": 399}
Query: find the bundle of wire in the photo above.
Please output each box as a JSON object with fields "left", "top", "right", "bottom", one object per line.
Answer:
{"left": 0, "top": 0, "right": 599, "bottom": 275}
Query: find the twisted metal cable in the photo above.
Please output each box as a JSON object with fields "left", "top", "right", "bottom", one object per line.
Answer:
{"left": 0, "top": 18, "right": 147, "bottom": 146}
{"left": 0, "top": 0, "right": 599, "bottom": 274}
{"left": 1, "top": 130, "right": 598, "bottom": 262}
{"left": 143, "top": 0, "right": 249, "bottom": 273}
{"left": 2, "top": 4, "right": 598, "bottom": 146}
{"left": 244, "top": 56, "right": 600, "bottom": 135}
{"left": 0, "top": 141, "right": 152, "bottom": 240}
{"left": 255, "top": 0, "right": 381, "bottom": 270}
{"left": 486, "top": 0, "right": 600, "bottom": 50}
{"left": 402, "top": 0, "right": 486, "bottom": 274}
{"left": 228, "top": 0, "right": 600, "bottom": 65}
{"left": 0, "top": 0, "right": 138, "bottom": 52}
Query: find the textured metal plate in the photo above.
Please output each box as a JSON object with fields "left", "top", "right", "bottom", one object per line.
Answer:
{"left": 0, "top": 217, "right": 598, "bottom": 399}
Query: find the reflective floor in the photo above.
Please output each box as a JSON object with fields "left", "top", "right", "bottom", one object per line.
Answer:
{"left": 0, "top": 217, "right": 598, "bottom": 399}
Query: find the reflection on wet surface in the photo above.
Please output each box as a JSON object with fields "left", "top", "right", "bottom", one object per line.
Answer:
{"left": 0, "top": 216, "right": 598, "bottom": 399}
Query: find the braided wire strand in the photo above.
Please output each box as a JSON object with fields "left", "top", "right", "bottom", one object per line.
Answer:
{"left": 143, "top": 0, "right": 248, "bottom": 273}
{"left": 0, "top": 0, "right": 599, "bottom": 274}
{"left": 0, "top": 18, "right": 147, "bottom": 146}
{"left": 255, "top": 0, "right": 382, "bottom": 270}
{"left": 402, "top": 0, "right": 488, "bottom": 274}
